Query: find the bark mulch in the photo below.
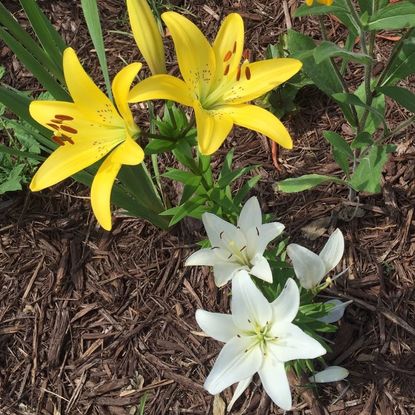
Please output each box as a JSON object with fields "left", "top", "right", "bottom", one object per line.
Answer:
{"left": 1, "top": 1, "right": 415, "bottom": 414}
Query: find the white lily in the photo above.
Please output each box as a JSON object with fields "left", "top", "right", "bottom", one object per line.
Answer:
{"left": 309, "top": 366, "right": 349, "bottom": 383}
{"left": 195, "top": 271, "right": 326, "bottom": 411}
{"left": 185, "top": 197, "right": 284, "bottom": 286}
{"left": 319, "top": 299, "right": 353, "bottom": 324}
{"left": 286, "top": 228, "right": 344, "bottom": 289}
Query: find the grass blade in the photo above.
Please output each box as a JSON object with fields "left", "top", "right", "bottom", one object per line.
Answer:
{"left": 80, "top": 0, "right": 113, "bottom": 101}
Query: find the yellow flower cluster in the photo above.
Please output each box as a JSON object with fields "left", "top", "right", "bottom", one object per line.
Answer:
{"left": 30, "top": 0, "right": 302, "bottom": 230}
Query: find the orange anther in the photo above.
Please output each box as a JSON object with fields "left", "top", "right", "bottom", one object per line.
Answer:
{"left": 60, "top": 125, "right": 78, "bottom": 134}
{"left": 245, "top": 66, "right": 251, "bottom": 80}
{"left": 51, "top": 135, "right": 65, "bottom": 146}
{"left": 224, "top": 51, "right": 232, "bottom": 62}
{"left": 242, "top": 49, "right": 250, "bottom": 60}
{"left": 224, "top": 64, "right": 230, "bottom": 76}
{"left": 47, "top": 123, "right": 59, "bottom": 130}
{"left": 236, "top": 66, "right": 241, "bottom": 81}
{"left": 55, "top": 114, "right": 74, "bottom": 121}
{"left": 61, "top": 134, "right": 74, "bottom": 144}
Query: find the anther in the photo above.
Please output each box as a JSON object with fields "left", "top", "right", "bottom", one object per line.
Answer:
{"left": 247, "top": 319, "right": 251, "bottom": 323}
{"left": 256, "top": 227, "right": 259, "bottom": 236}
{"left": 51, "top": 135, "right": 65, "bottom": 146}
{"left": 237, "top": 334, "right": 241, "bottom": 338}
{"left": 224, "top": 51, "right": 232, "bottom": 62}
{"left": 60, "top": 125, "right": 78, "bottom": 134}
{"left": 61, "top": 134, "right": 74, "bottom": 144}
{"left": 242, "top": 49, "right": 250, "bottom": 60}
{"left": 227, "top": 253, "right": 233, "bottom": 260}
{"left": 219, "top": 231, "right": 224, "bottom": 239}
{"left": 54, "top": 114, "right": 74, "bottom": 121}
{"left": 233, "top": 41, "right": 237, "bottom": 53}
{"left": 240, "top": 246, "right": 246, "bottom": 252}
{"left": 245, "top": 66, "right": 251, "bottom": 80}
{"left": 223, "top": 64, "right": 230, "bottom": 76}
{"left": 51, "top": 119, "right": 63, "bottom": 124}
{"left": 236, "top": 66, "right": 241, "bottom": 81}
{"left": 47, "top": 123, "right": 59, "bottom": 130}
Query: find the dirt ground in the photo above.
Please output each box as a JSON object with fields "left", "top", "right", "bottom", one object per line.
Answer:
{"left": 1, "top": 1, "right": 415, "bottom": 414}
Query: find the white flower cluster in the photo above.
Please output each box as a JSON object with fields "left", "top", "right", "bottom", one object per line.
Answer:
{"left": 186, "top": 197, "right": 350, "bottom": 411}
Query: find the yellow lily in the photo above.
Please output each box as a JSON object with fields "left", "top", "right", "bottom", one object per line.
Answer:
{"left": 30, "top": 47, "right": 144, "bottom": 231}
{"left": 127, "top": 0, "right": 166, "bottom": 74}
{"left": 305, "top": 0, "right": 333, "bottom": 5}
{"left": 128, "top": 12, "right": 302, "bottom": 155}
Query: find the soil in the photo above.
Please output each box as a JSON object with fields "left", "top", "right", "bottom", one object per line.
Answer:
{"left": 1, "top": 1, "right": 415, "bottom": 414}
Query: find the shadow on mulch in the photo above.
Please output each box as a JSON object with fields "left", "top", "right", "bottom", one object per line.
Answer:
{"left": 1, "top": 1, "right": 415, "bottom": 414}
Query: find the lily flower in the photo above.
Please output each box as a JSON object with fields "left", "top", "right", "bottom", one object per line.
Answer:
{"left": 309, "top": 366, "right": 349, "bottom": 383}
{"left": 185, "top": 197, "right": 284, "bottom": 286}
{"left": 128, "top": 12, "right": 302, "bottom": 155}
{"left": 30, "top": 47, "right": 144, "bottom": 230}
{"left": 196, "top": 271, "right": 326, "bottom": 410}
{"left": 127, "top": 0, "right": 166, "bottom": 74}
{"left": 286, "top": 229, "right": 344, "bottom": 289}
{"left": 305, "top": 0, "right": 333, "bottom": 6}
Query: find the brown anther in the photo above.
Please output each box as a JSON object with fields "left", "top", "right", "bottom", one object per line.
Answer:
{"left": 236, "top": 66, "right": 241, "bottom": 81}
{"left": 223, "top": 64, "right": 230, "bottom": 76}
{"left": 219, "top": 231, "right": 224, "bottom": 239}
{"left": 224, "top": 50, "right": 233, "bottom": 62}
{"left": 61, "top": 134, "right": 74, "bottom": 144}
{"left": 256, "top": 227, "right": 259, "bottom": 236}
{"left": 60, "top": 125, "right": 78, "bottom": 134}
{"left": 55, "top": 114, "right": 74, "bottom": 121}
{"left": 51, "top": 135, "right": 65, "bottom": 146}
{"left": 47, "top": 123, "right": 60, "bottom": 130}
{"left": 233, "top": 41, "right": 237, "bottom": 53}
{"left": 242, "top": 49, "right": 250, "bottom": 60}
{"left": 227, "top": 253, "right": 233, "bottom": 260}
{"left": 245, "top": 66, "right": 251, "bottom": 80}
{"left": 51, "top": 119, "right": 63, "bottom": 124}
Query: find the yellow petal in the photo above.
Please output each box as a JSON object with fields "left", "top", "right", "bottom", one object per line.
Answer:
{"left": 218, "top": 104, "right": 293, "bottom": 149}
{"left": 223, "top": 58, "right": 302, "bottom": 104}
{"left": 127, "top": 0, "right": 166, "bottom": 74}
{"left": 305, "top": 0, "right": 313, "bottom": 5}
{"left": 318, "top": 0, "right": 333, "bottom": 4}
{"left": 128, "top": 74, "right": 193, "bottom": 106}
{"left": 194, "top": 102, "right": 233, "bottom": 155}
{"left": 161, "top": 12, "right": 216, "bottom": 100}
{"left": 29, "top": 101, "right": 123, "bottom": 137}
{"left": 63, "top": 48, "right": 122, "bottom": 125}
{"left": 212, "top": 13, "right": 244, "bottom": 84}
{"left": 90, "top": 136, "right": 144, "bottom": 230}
{"left": 112, "top": 62, "right": 142, "bottom": 131}
{"left": 30, "top": 132, "right": 123, "bottom": 191}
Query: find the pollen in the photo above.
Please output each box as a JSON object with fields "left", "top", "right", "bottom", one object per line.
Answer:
{"left": 54, "top": 114, "right": 74, "bottom": 121}
{"left": 224, "top": 50, "right": 232, "bottom": 62}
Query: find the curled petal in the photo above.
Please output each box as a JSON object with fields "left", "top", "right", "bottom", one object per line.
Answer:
{"left": 319, "top": 299, "right": 352, "bottom": 324}
{"left": 319, "top": 228, "right": 344, "bottom": 274}
{"left": 227, "top": 376, "right": 252, "bottom": 412}
{"left": 309, "top": 366, "right": 349, "bottom": 383}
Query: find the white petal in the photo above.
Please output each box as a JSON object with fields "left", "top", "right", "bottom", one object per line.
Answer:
{"left": 204, "top": 336, "right": 263, "bottom": 395}
{"left": 319, "top": 229, "right": 344, "bottom": 274}
{"left": 196, "top": 310, "right": 238, "bottom": 342}
{"left": 270, "top": 278, "right": 299, "bottom": 326}
{"left": 202, "top": 212, "right": 241, "bottom": 250}
{"left": 237, "top": 196, "right": 262, "bottom": 235}
{"left": 255, "top": 222, "right": 285, "bottom": 255}
{"left": 185, "top": 248, "right": 221, "bottom": 266}
{"left": 269, "top": 323, "right": 327, "bottom": 362}
{"left": 213, "top": 262, "right": 244, "bottom": 287}
{"left": 227, "top": 376, "right": 252, "bottom": 412}
{"left": 309, "top": 366, "right": 349, "bottom": 383}
{"left": 231, "top": 270, "right": 272, "bottom": 331}
{"left": 286, "top": 243, "right": 326, "bottom": 289}
{"left": 318, "top": 299, "right": 352, "bottom": 324}
{"left": 259, "top": 359, "right": 292, "bottom": 410}
{"left": 249, "top": 255, "right": 273, "bottom": 283}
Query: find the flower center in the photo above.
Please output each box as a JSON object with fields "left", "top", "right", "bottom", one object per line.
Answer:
{"left": 218, "top": 230, "right": 251, "bottom": 266}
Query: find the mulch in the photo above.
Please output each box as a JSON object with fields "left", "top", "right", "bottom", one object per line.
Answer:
{"left": 1, "top": 1, "right": 415, "bottom": 414}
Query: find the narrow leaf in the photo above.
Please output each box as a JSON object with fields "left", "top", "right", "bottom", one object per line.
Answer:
{"left": 314, "top": 41, "right": 373, "bottom": 65}
{"left": 275, "top": 174, "right": 345, "bottom": 193}
{"left": 368, "top": 2, "right": 415, "bottom": 30}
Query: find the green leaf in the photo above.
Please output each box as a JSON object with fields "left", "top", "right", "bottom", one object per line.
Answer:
{"left": 217, "top": 165, "right": 256, "bottom": 188}
{"left": 381, "top": 32, "right": 415, "bottom": 85}
{"left": 368, "top": 2, "right": 415, "bottom": 30}
{"left": 287, "top": 30, "right": 356, "bottom": 126}
{"left": 294, "top": 3, "right": 347, "bottom": 17}
{"left": 323, "top": 131, "right": 352, "bottom": 175}
{"left": 377, "top": 85, "right": 415, "bottom": 113}
{"left": 351, "top": 132, "right": 373, "bottom": 149}
{"left": 80, "top": 0, "right": 113, "bottom": 101}
{"left": 144, "top": 138, "right": 175, "bottom": 154}
{"left": 349, "top": 145, "right": 394, "bottom": 193}
{"left": 275, "top": 174, "right": 345, "bottom": 193}
{"left": 314, "top": 41, "right": 373, "bottom": 65}
{"left": 162, "top": 168, "right": 201, "bottom": 186}
{"left": 233, "top": 175, "right": 261, "bottom": 206}
{"left": 0, "top": 164, "right": 24, "bottom": 194}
